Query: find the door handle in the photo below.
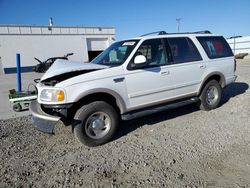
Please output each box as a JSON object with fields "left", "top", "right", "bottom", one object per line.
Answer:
{"left": 200, "top": 65, "right": 206, "bottom": 69}
{"left": 161, "top": 71, "right": 170, "bottom": 75}
{"left": 113, "top": 77, "right": 125, "bottom": 83}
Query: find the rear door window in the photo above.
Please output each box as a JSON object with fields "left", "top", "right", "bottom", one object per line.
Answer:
{"left": 167, "top": 37, "right": 202, "bottom": 64}
{"left": 197, "top": 36, "right": 233, "bottom": 59}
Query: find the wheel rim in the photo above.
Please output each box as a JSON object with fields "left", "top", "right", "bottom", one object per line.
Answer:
{"left": 206, "top": 86, "right": 219, "bottom": 105}
{"left": 85, "top": 112, "right": 111, "bottom": 139}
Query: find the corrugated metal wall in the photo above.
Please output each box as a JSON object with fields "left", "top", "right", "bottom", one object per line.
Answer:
{"left": 227, "top": 36, "right": 250, "bottom": 55}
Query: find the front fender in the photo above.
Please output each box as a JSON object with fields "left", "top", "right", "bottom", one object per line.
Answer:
{"left": 73, "top": 88, "right": 127, "bottom": 114}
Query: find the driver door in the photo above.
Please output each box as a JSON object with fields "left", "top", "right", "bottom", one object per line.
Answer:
{"left": 124, "top": 38, "right": 175, "bottom": 110}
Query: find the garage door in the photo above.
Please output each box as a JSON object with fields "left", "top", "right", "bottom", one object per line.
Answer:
{"left": 87, "top": 38, "right": 108, "bottom": 51}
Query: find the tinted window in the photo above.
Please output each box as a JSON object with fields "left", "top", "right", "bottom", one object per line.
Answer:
{"left": 129, "top": 39, "right": 168, "bottom": 69}
{"left": 197, "top": 36, "right": 233, "bottom": 59}
{"left": 167, "top": 37, "right": 202, "bottom": 64}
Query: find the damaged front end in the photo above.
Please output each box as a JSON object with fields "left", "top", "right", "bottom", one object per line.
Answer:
{"left": 41, "top": 69, "right": 99, "bottom": 86}
{"left": 40, "top": 59, "right": 109, "bottom": 86}
{"left": 30, "top": 59, "right": 109, "bottom": 133}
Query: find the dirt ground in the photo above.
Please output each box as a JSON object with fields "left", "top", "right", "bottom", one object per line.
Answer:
{"left": 0, "top": 60, "right": 250, "bottom": 188}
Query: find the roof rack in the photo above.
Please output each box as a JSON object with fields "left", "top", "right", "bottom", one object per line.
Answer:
{"left": 140, "top": 31, "right": 167, "bottom": 37}
{"left": 165, "top": 30, "right": 212, "bottom": 35}
{"left": 140, "top": 30, "right": 212, "bottom": 37}
{"left": 192, "top": 30, "right": 212, "bottom": 34}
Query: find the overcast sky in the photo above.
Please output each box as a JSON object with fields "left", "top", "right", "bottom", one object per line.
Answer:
{"left": 0, "top": 0, "right": 249, "bottom": 39}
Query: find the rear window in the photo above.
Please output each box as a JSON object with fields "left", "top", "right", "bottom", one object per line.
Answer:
{"left": 167, "top": 37, "right": 202, "bottom": 64}
{"left": 197, "top": 36, "right": 233, "bottom": 59}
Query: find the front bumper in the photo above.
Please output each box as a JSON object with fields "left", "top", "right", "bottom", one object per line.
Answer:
{"left": 29, "top": 100, "right": 61, "bottom": 134}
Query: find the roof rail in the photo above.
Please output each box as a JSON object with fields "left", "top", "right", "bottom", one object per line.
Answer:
{"left": 167, "top": 30, "right": 212, "bottom": 35}
{"left": 140, "top": 30, "right": 212, "bottom": 37}
{"left": 140, "top": 31, "right": 167, "bottom": 37}
{"left": 192, "top": 30, "right": 212, "bottom": 34}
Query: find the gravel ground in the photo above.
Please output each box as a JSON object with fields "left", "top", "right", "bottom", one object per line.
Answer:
{"left": 0, "top": 62, "right": 250, "bottom": 188}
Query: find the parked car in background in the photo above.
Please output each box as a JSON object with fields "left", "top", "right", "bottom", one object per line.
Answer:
{"left": 33, "top": 53, "right": 73, "bottom": 73}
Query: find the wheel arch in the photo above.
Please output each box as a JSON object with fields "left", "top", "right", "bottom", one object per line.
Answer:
{"left": 198, "top": 72, "right": 225, "bottom": 95}
{"left": 73, "top": 89, "right": 127, "bottom": 115}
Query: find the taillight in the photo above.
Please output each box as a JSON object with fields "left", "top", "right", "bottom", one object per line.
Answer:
{"left": 234, "top": 58, "right": 236, "bottom": 72}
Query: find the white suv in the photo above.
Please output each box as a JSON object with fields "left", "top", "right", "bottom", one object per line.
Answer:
{"left": 30, "top": 31, "right": 237, "bottom": 146}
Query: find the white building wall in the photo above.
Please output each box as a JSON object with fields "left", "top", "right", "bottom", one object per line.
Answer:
{"left": 0, "top": 25, "right": 115, "bottom": 74}
{"left": 0, "top": 35, "right": 89, "bottom": 67}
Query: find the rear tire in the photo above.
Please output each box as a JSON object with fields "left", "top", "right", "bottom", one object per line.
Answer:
{"left": 73, "top": 101, "right": 119, "bottom": 147}
{"left": 198, "top": 80, "right": 222, "bottom": 111}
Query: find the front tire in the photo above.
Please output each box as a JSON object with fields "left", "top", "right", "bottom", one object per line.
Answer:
{"left": 73, "top": 101, "right": 119, "bottom": 147}
{"left": 198, "top": 80, "right": 222, "bottom": 111}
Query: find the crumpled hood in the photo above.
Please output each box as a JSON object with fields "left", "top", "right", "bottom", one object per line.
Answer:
{"left": 40, "top": 59, "right": 109, "bottom": 81}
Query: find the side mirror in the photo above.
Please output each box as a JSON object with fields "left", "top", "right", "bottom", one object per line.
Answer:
{"left": 134, "top": 55, "right": 146, "bottom": 64}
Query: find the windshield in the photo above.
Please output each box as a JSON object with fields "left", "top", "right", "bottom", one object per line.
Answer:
{"left": 91, "top": 40, "right": 139, "bottom": 66}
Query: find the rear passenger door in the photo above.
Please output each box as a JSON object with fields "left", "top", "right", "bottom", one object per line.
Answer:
{"left": 165, "top": 37, "right": 205, "bottom": 97}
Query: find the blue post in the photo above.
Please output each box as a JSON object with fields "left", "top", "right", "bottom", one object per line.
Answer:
{"left": 16, "top": 53, "right": 22, "bottom": 93}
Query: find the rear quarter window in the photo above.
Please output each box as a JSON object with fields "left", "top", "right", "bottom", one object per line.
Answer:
{"left": 197, "top": 36, "right": 233, "bottom": 59}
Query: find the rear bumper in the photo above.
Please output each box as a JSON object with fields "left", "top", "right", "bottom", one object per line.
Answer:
{"left": 29, "top": 100, "right": 61, "bottom": 134}
{"left": 225, "top": 75, "right": 237, "bottom": 86}
{"left": 232, "top": 75, "right": 237, "bottom": 82}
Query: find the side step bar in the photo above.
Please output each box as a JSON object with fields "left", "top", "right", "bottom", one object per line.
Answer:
{"left": 121, "top": 97, "right": 199, "bottom": 120}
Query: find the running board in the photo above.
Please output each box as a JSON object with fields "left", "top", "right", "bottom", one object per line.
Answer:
{"left": 121, "top": 97, "right": 199, "bottom": 120}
